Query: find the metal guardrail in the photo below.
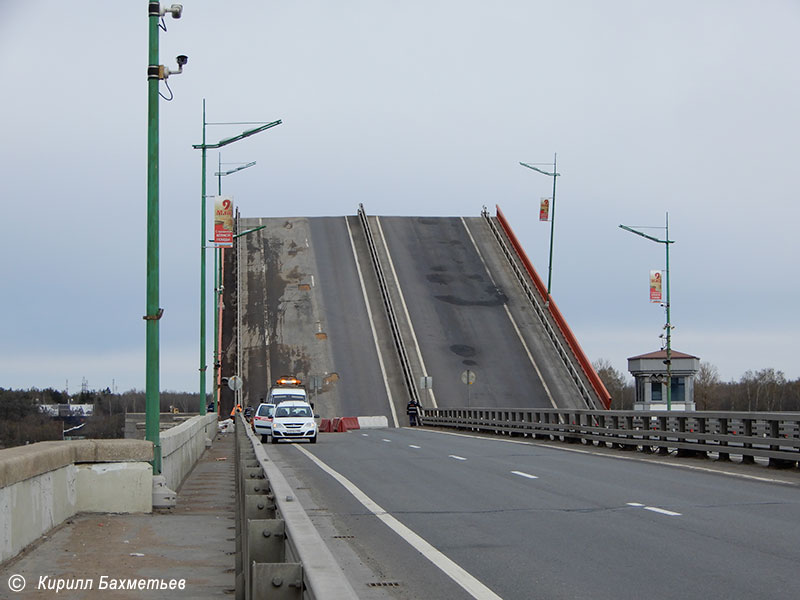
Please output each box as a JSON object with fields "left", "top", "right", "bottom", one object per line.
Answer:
{"left": 357, "top": 204, "right": 419, "bottom": 404}
{"left": 484, "top": 207, "right": 610, "bottom": 409}
{"left": 422, "top": 408, "right": 800, "bottom": 467}
{"left": 234, "top": 414, "right": 358, "bottom": 600}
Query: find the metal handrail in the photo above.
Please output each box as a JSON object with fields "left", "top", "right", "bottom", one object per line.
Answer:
{"left": 423, "top": 407, "right": 800, "bottom": 466}
{"left": 357, "top": 204, "right": 420, "bottom": 404}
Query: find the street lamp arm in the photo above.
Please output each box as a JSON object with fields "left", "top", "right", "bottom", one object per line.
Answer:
{"left": 234, "top": 225, "right": 267, "bottom": 239}
{"left": 619, "top": 224, "right": 673, "bottom": 245}
{"left": 193, "top": 119, "right": 282, "bottom": 150}
{"left": 215, "top": 161, "right": 257, "bottom": 177}
{"left": 519, "top": 162, "right": 560, "bottom": 177}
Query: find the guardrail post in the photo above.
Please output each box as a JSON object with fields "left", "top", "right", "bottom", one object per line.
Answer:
{"left": 676, "top": 416, "right": 692, "bottom": 457}
{"left": 767, "top": 419, "right": 796, "bottom": 468}
{"left": 251, "top": 563, "right": 303, "bottom": 599}
{"left": 742, "top": 418, "right": 755, "bottom": 464}
{"left": 718, "top": 418, "right": 731, "bottom": 461}
{"left": 657, "top": 416, "right": 670, "bottom": 455}
{"left": 248, "top": 520, "right": 286, "bottom": 564}
{"left": 619, "top": 415, "right": 635, "bottom": 450}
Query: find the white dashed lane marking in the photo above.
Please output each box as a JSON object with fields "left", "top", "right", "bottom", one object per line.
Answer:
{"left": 627, "top": 502, "right": 681, "bottom": 516}
{"left": 449, "top": 455, "right": 467, "bottom": 461}
{"left": 511, "top": 471, "right": 539, "bottom": 480}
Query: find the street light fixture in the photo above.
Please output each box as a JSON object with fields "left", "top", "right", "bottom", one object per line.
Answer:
{"left": 192, "top": 101, "right": 281, "bottom": 415}
{"left": 619, "top": 214, "right": 675, "bottom": 410}
{"left": 215, "top": 160, "right": 257, "bottom": 182}
{"left": 520, "top": 154, "right": 560, "bottom": 297}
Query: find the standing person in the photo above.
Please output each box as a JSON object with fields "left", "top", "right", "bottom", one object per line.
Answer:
{"left": 406, "top": 398, "right": 420, "bottom": 427}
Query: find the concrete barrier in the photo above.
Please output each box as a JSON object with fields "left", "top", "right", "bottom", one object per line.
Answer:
{"left": 323, "top": 416, "right": 389, "bottom": 433}
{"left": 340, "top": 417, "right": 360, "bottom": 431}
{"left": 357, "top": 416, "right": 389, "bottom": 429}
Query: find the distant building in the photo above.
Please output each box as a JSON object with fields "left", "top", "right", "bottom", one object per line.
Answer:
{"left": 38, "top": 404, "right": 94, "bottom": 418}
{"left": 627, "top": 350, "right": 700, "bottom": 411}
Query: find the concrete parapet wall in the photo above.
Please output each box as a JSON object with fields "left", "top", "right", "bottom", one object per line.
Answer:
{"left": 76, "top": 463, "right": 152, "bottom": 513}
{"left": 0, "top": 465, "right": 76, "bottom": 564}
{"left": 0, "top": 439, "right": 153, "bottom": 489}
{"left": 160, "top": 413, "right": 218, "bottom": 492}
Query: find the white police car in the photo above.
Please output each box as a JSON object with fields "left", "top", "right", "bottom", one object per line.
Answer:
{"left": 270, "top": 400, "right": 318, "bottom": 444}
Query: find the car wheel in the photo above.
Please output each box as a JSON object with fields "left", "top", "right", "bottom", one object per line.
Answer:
{"left": 261, "top": 434, "right": 268, "bottom": 443}
{"left": 309, "top": 435, "right": 317, "bottom": 444}
{"left": 271, "top": 436, "right": 279, "bottom": 444}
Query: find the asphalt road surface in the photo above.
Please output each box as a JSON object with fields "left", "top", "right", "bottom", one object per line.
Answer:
{"left": 268, "top": 429, "right": 800, "bottom": 600}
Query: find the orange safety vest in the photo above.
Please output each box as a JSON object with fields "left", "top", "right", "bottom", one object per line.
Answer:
{"left": 230, "top": 404, "right": 242, "bottom": 416}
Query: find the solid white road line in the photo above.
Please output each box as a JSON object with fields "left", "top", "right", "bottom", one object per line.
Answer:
{"left": 345, "top": 216, "right": 399, "bottom": 427}
{"left": 294, "top": 445, "right": 503, "bottom": 600}
{"left": 511, "top": 471, "right": 539, "bottom": 480}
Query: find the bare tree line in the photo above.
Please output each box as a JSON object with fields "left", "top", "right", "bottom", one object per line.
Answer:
{"left": 0, "top": 388, "right": 210, "bottom": 448}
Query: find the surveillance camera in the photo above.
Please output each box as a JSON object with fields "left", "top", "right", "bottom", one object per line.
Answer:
{"left": 169, "top": 4, "right": 183, "bottom": 18}
{"left": 177, "top": 55, "right": 188, "bottom": 67}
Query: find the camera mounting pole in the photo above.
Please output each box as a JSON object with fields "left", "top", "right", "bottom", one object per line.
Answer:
{"left": 145, "top": 2, "right": 185, "bottom": 475}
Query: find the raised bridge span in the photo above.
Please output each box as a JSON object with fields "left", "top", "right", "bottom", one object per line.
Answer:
{"left": 220, "top": 206, "right": 608, "bottom": 420}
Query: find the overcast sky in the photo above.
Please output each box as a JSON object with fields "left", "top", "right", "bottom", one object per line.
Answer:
{"left": 1, "top": 1, "right": 798, "bottom": 394}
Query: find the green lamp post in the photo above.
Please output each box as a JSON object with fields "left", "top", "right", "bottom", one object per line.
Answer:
{"left": 192, "top": 109, "right": 281, "bottom": 414}
{"left": 620, "top": 214, "right": 675, "bottom": 410}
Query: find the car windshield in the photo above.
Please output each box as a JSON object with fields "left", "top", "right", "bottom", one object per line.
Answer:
{"left": 272, "top": 394, "right": 306, "bottom": 403}
{"left": 256, "top": 405, "right": 274, "bottom": 417}
{"left": 274, "top": 406, "right": 312, "bottom": 418}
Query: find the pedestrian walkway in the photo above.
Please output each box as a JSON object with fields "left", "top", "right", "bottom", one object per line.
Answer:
{"left": 1, "top": 429, "right": 236, "bottom": 599}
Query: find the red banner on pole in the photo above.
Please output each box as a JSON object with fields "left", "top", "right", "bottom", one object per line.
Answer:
{"left": 650, "top": 270, "right": 663, "bottom": 303}
{"left": 214, "top": 196, "right": 234, "bottom": 246}
{"left": 539, "top": 197, "right": 550, "bottom": 222}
